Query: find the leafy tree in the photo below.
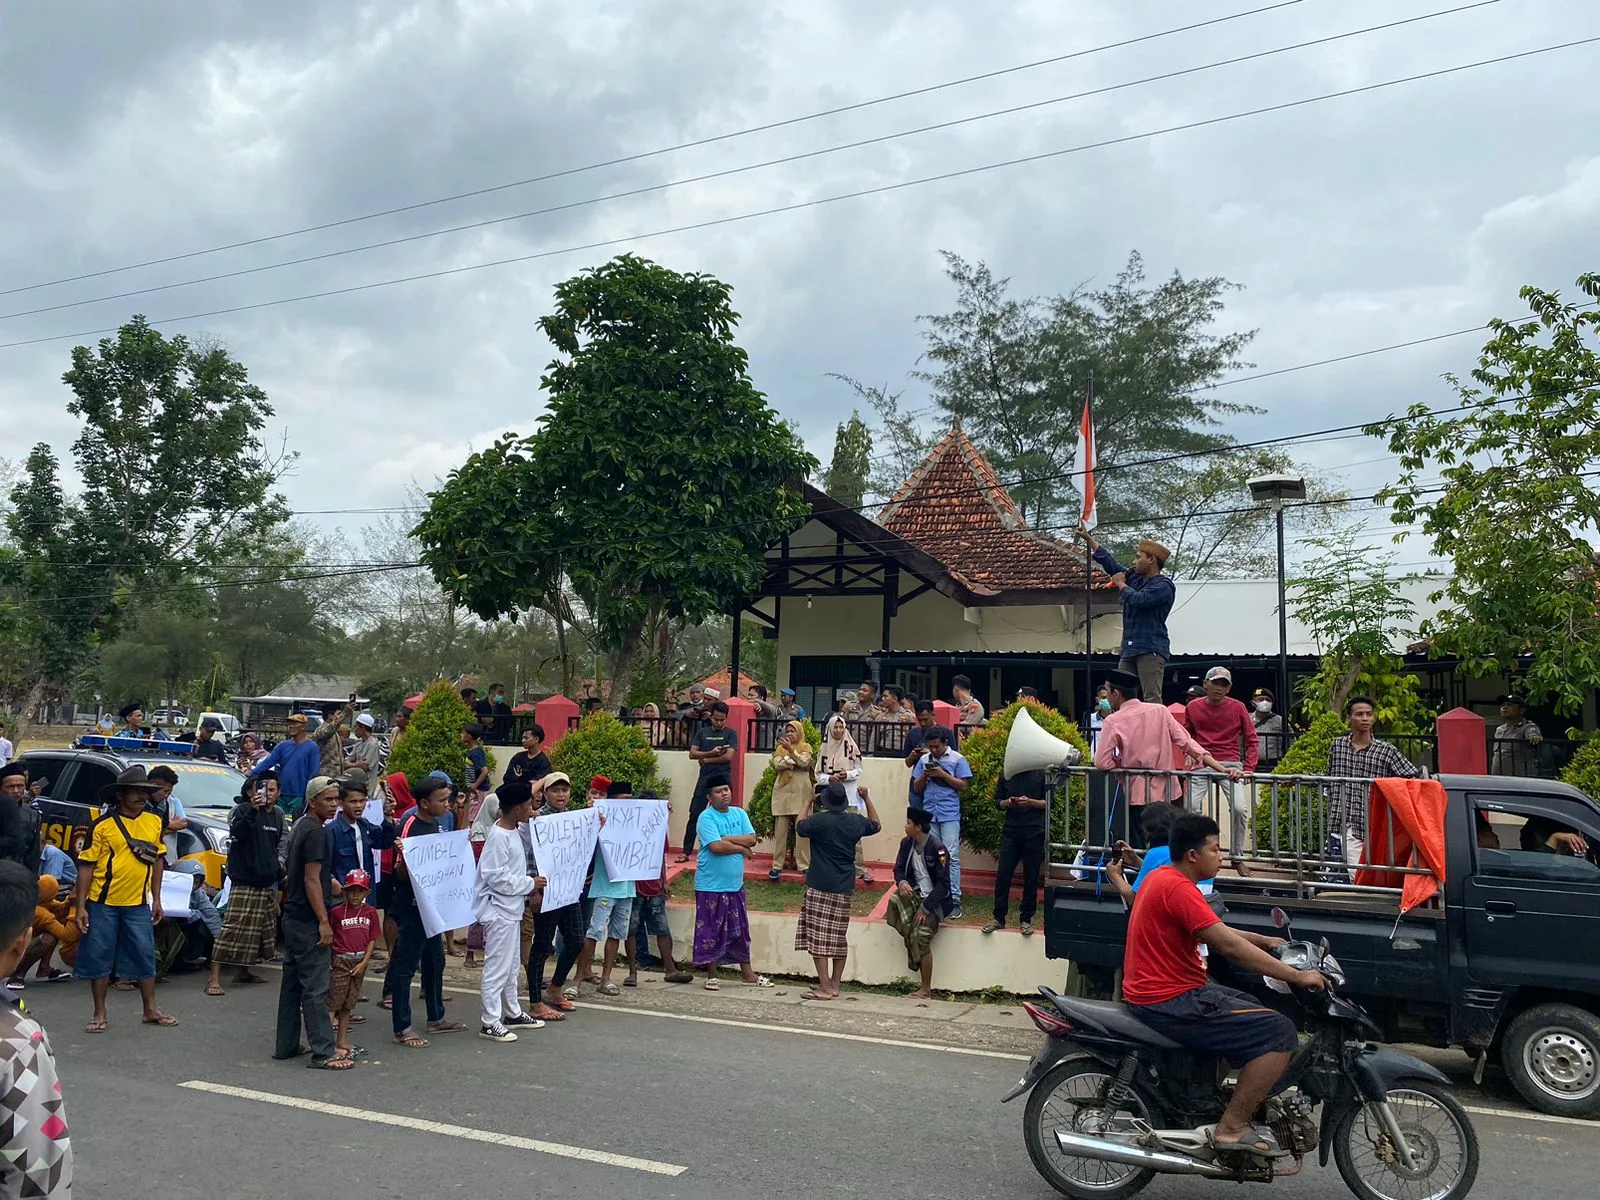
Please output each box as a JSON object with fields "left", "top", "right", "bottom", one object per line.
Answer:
{"left": 747, "top": 718, "right": 821, "bottom": 838}
{"left": 821, "top": 411, "right": 872, "bottom": 508}
{"left": 1561, "top": 735, "right": 1600, "bottom": 802}
{"left": 1368, "top": 274, "right": 1600, "bottom": 714}
{"left": 831, "top": 376, "right": 938, "bottom": 503}
{"left": 548, "top": 712, "right": 668, "bottom": 800}
{"left": 1, "top": 317, "right": 290, "bottom": 715}
{"left": 957, "top": 699, "right": 1091, "bottom": 856}
{"left": 413, "top": 255, "right": 816, "bottom": 702}
{"left": 385, "top": 680, "right": 473, "bottom": 787}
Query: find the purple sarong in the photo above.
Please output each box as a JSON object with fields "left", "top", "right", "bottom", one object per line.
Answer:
{"left": 693, "top": 890, "right": 752, "bottom": 966}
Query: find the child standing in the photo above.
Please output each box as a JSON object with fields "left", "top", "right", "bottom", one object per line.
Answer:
{"left": 474, "top": 782, "right": 545, "bottom": 1042}
{"left": 328, "top": 869, "right": 381, "bottom": 1058}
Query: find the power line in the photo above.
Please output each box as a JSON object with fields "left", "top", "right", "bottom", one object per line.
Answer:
{"left": 6, "top": 34, "right": 1591, "bottom": 355}
{"left": 0, "top": 3, "right": 1503, "bottom": 324}
{"left": 0, "top": 1, "right": 1309, "bottom": 299}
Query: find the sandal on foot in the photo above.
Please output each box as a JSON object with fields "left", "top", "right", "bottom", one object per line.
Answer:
{"left": 703, "top": 979, "right": 721, "bottom": 991}
{"left": 427, "top": 1020, "right": 467, "bottom": 1033}
{"left": 980, "top": 920, "right": 1000, "bottom": 934}
{"left": 674, "top": 854, "right": 691, "bottom": 864}
{"left": 622, "top": 974, "right": 638, "bottom": 988}
{"left": 741, "top": 975, "right": 774, "bottom": 988}
{"left": 1209, "top": 1125, "right": 1281, "bottom": 1157}
{"left": 560, "top": 986, "right": 578, "bottom": 1002}
{"left": 205, "top": 983, "right": 226, "bottom": 996}
{"left": 597, "top": 982, "right": 621, "bottom": 996}
{"left": 349, "top": 1014, "right": 366, "bottom": 1024}
{"left": 664, "top": 970, "right": 695, "bottom": 984}
{"left": 378, "top": 997, "right": 393, "bottom": 1010}
{"left": 142, "top": 1013, "right": 179, "bottom": 1027}
{"left": 393, "top": 1032, "right": 429, "bottom": 1048}
{"left": 85, "top": 1019, "right": 108, "bottom": 1033}
{"left": 1020, "top": 921, "right": 1034, "bottom": 937}
{"left": 272, "top": 1046, "right": 312, "bottom": 1060}
{"left": 530, "top": 1003, "right": 566, "bottom": 1022}
{"left": 309, "top": 1054, "right": 357, "bottom": 1070}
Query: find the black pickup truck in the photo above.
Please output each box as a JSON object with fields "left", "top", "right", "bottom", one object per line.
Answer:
{"left": 1044, "top": 773, "right": 1600, "bottom": 1117}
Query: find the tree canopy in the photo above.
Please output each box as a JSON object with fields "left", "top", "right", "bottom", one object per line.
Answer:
{"left": 821, "top": 410, "right": 872, "bottom": 508}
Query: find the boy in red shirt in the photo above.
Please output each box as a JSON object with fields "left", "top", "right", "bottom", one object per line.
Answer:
{"left": 328, "top": 870, "right": 381, "bottom": 1059}
{"left": 1124, "top": 815, "right": 1323, "bottom": 1156}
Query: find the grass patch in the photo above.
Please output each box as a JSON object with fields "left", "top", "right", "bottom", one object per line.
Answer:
{"left": 668, "top": 871, "right": 884, "bottom": 916}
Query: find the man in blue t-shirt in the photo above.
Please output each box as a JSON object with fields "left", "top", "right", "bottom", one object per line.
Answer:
{"left": 910, "top": 726, "right": 973, "bottom": 918}
{"left": 252, "top": 713, "right": 322, "bottom": 817}
{"left": 691, "top": 782, "right": 772, "bottom": 991}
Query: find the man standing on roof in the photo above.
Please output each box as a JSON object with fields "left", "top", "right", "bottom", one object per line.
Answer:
{"left": 1078, "top": 526, "right": 1176, "bottom": 706}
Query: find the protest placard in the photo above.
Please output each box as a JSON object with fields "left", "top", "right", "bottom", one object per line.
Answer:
{"left": 399, "top": 829, "right": 475, "bottom": 938}
{"left": 596, "top": 798, "right": 670, "bottom": 882}
{"left": 528, "top": 807, "right": 601, "bottom": 911}
{"left": 159, "top": 871, "right": 195, "bottom": 919}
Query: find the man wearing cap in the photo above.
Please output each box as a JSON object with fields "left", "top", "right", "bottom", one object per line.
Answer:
{"left": 276, "top": 777, "right": 352, "bottom": 1069}
{"left": 346, "top": 712, "right": 385, "bottom": 781}
{"left": 1492, "top": 694, "right": 1544, "bottom": 778}
{"left": 1095, "top": 671, "right": 1238, "bottom": 839}
{"left": 1251, "top": 689, "right": 1287, "bottom": 771}
{"left": 888, "top": 804, "right": 951, "bottom": 1000}
{"left": 252, "top": 713, "right": 321, "bottom": 817}
{"left": 1184, "top": 667, "right": 1260, "bottom": 873}
{"left": 777, "top": 688, "right": 807, "bottom": 722}
{"left": 526, "top": 773, "right": 588, "bottom": 1016}
{"left": 116, "top": 703, "right": 150, "bottom": 739}
{"left": 0, "top": 766, "right": 32, "bottom": 870}
{"left": 73, "top": 766, "right": 178, "bottom": 1033}
{"left": 1078, "top": 527, "right": 1177, "bottom": 705}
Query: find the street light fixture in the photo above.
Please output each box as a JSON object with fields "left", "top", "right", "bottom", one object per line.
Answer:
{"left": 1248, "top": 473, "right": 1307, "bottom": 719}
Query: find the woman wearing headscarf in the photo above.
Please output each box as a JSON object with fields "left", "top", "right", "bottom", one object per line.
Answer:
{"left": 234, "top": 732, "right": 267, "bottom": 774}
{"left": 820, "top": 715, "right": 874, "bottom": 883}
{"left": 768, "top": 720, "right": 815, "bottom": 881}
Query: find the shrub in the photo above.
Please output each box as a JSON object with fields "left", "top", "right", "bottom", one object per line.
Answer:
{"left": 548, "top": 711, "right": 667, "bottom": 801}
{"left": 959, "top": 699, "right": 1091, "bottom": 856}
{"left": 747, "top": 720, "right": 821, "bottom": 838}
{"left": 1252, "top": 710, "right": 1346, "bottom": 853}
{"left": 385, "top": 681, "right": 473, "bottom": 787}
{"left": 1561, "top": 735, "right": 1600, "bottom": 801}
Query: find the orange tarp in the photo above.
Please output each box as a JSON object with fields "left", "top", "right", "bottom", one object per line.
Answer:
{"left": 1353, "top": 777, "right": 1449, "bottom": 913}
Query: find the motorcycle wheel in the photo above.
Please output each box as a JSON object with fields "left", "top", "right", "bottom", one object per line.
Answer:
{"left": 1332, "top": 1081, "right": 1480, "bottom": 1200}
{"left": 1023, "top": 1058, "right": 1158, "bottom": 1200}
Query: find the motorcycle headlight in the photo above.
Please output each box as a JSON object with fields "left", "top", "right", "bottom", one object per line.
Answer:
{"left": 1319, "top": 952, "right": 1347, "bottom": 988}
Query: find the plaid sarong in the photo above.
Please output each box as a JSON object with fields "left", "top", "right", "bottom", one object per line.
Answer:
{"left": 885, "top": 889, "right": 939, "bottom": 969}
{"left": 692, "top": 890, "right": 751, "bottom": 967}
{"left": 794, "top": 887, "right": 851, "bottom": 958}
{"left": 211, "top": 883, "right": 278, "bottom": 967}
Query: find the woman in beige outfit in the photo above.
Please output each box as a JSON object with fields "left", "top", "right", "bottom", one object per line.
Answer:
{"left": 768, "top": 720, "right": 814, "bottom": 880}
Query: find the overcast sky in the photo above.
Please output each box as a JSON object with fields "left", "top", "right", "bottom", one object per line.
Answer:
{"left": 1, "top": 0, "right": 1594, "bottom": 575}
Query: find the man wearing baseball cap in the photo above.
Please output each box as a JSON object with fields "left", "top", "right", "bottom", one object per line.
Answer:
{"left": 328, "top": 869, "right": 380, "bottom": 1059}
{"left": 251, "top": 713, "right": 321, "bottom": 818}
{"left": 1183, "top": 667, "right": 1259, "bottom": 874}
{"left": 276, "top": 777, "right": 351, "bottom": 1068}
{"left": 1077, "top": 526, "right": 1177, "bottom": 705}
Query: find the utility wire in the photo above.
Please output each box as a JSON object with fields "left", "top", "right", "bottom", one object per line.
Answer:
{"left": 5, "top": 33, "right": 1591, "bottom": 354}
{"left": 0, "top": 3, "right": 1500, "bottom": 323}
{"left": 0, "top": 1, "right": 1308, "bottom": 298}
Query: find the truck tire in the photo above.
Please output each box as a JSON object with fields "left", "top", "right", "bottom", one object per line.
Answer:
{"left": 1501, "top": 1003, "right": 1600, "bottom": 1117}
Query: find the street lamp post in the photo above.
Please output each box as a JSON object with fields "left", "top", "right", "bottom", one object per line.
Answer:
{"left": 1248, "top": 473, "right": 1307, "bottom": 717}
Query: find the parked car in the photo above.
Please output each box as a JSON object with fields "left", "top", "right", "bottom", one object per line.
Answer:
{"left": 193, "top": 711, "right": 243, "bottom": 746}
{"left": 1044, "top": 771, "right": 1600, "bottom": 1117}
{"left": 150, "top": 707, "right": 189, "bottom": 728}
{"left": 18, "top": 739, "right": 246, "bottom": 885}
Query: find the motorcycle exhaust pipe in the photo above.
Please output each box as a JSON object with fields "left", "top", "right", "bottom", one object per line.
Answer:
{"left": 1054, "top": 1130, "right": 1232, "bottom": 1178}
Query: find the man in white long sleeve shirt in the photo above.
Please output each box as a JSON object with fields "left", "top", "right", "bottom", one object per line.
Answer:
{"left": 473, "top": 782, "right": 546, "bottom": 1042}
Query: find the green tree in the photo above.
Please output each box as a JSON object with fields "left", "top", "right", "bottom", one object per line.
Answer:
{"left": 2, "top": 318, "right": 290, "bottom": 715}
{"left": 821, "top": 411, "right": 873, "bottom": 508}
{"left": 548, "top": 712, "right": 667, "bottom": 799}
{"left": 386, "top": 680, "right": 474, "bottom": 787}
{"left": 957, "top": 699, "right": 1091, "bottom": 856}
{"left": 1368, "top": 274, "right": 1600, "bottom": 715}
{"left": 413, "top": 255, "right": 817, "bottom": 702}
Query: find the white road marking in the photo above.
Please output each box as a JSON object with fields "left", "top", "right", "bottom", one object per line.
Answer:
{"left": 177, "top": 1080, "right": 686, "bottom": 1175}
{"left": 574, "top": 1001, "right": 1032, "bottom": 1061}
{"left": 1462, "top": 1104, "right": 1600, "bottom": 1131}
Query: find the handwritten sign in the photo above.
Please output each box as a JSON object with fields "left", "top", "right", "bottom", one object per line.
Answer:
{"left": 528, "top": 807, "right": 601, "bottom": 911}
{"left": 596, "top": 799, "right": 669, "bottom": 882}
{"left": 159, "top": 871, "right": 195, "bottom": 919}
{"left": 399, "top": 829, "right": 475, "bottom": 938}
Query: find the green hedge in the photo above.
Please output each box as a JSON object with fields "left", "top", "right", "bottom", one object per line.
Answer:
{"left": 1252, "top": 710, "right": 1344, "bottom": 854}
{"left": 548, "top": 711, "right": 668, "bottom": 801}
{"left": 1561, "top": 735, "right": 1600, "bottom": 801}
{"left": 960, "top": 699, "right": 1092, "bottom": 857}
{"left": 386, "top": 680, "right": 472, "bottom": 787}
{"left": 747, "top": 719, "right": 821, "bottom": 838}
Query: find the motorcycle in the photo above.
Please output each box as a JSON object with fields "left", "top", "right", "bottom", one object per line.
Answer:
{"left": 1003, "top": 908, "right": 1479, "bottom": 1199}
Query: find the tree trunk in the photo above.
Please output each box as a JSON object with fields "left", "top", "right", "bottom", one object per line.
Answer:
{"left": 20, "top": 677, "right": 49, "bottom": 725}
{"left": 608, "top": 618, "right": 649, "bottom": 710}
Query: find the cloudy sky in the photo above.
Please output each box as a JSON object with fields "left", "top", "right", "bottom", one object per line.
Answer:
{"left": 1, "top": 0, "right": 1595, "bottom": 574}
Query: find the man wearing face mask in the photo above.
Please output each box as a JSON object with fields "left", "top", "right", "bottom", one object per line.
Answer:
{"left": 1250, "top": 689, "right": 1286, "bottom": 772}
{"left": 1088, "top": 685, "right": 1111, "bottom": 754}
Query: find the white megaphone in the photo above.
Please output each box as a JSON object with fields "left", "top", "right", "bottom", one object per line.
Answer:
{"left": 1003, "top": 706, "right": 1083, "bottom": 779}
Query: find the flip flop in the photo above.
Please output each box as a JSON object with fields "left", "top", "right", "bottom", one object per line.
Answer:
{"left": 272, "top": 1046, "right": 312, "bottom": 1060}
{"left": 622, "top": 975, "right": 638, "bottom": 988}
{"left": 703, "top": 979, "right": 721, "bottom": 991}
{"left": 530, "top": 1003, "right": 566, "bottom": 1022}
{"left": 85, "top": 1019, "right": 108, "bottom": 1034}
{"left": 349, "top": 1014, "right": 367, "bottom": 1024}
{"left": 1209, "top": 1125, "right": 1282, "bottom": 1157}
{"left": 308, "top": 1054, "right": 357, "bottom": 1070}
{"left": 741, "top": 975, "right": 775, "bottom": 988}
{"left": 426, "top": 1020, "right": 467, "bottom": 1033}
{"left": 142, "top": 1014, "right": 180, "bottom": 1027}
{"left": 664, "top": 971, "right": 695, "bottom": 984}
{"left": 597, "top": 982, "right": 621, "bottom": 996}
{"left": 234, "top": 973, "right": 268, "bottom": 985}
{"left": 205, "top": 983, "right": 226, "bottom": 996}
{"left": 378, "top": 997, "right": 393, "bottom": 1010}
{"left": 801, "top": 989, "right": 836, "bottom": 1000}
{"left": 674, "top": 854, "right": 691, "bottom": 863}
{"left": 393, "top": 1033, "right": 429, "bottom": 1048}
{"left": 546, "top": 996, "right": 577, "bottom": 1013}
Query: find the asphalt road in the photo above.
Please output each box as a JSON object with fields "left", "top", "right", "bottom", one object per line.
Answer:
{"left": 26, "top": 973, "right": 1600, "bottom": 1200}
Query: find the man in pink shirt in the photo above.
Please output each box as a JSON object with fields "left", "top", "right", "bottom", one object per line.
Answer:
{"left": 1183, "top": 666, "right": 1260, "bottom": 874}
{"left": 1093, "top": 671, "right": 1238, "bottom": 845}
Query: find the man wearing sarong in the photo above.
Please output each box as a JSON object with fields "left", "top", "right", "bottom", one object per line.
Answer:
{"left": 692, "top": 782, "right": 774, "bottom": 991}
{"left": 206, "top": 776, "right": 286, "bottom": 997}
{"left": 888, "top": 804, "right": 951, "bottom": 1000}
{"left": 794, "top": 781, "right": 881, "bottom": 1000}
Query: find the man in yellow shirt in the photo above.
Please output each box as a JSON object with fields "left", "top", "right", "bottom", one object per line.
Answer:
{"left": 73, "top": 766, "right": 179, "bottom": 1033}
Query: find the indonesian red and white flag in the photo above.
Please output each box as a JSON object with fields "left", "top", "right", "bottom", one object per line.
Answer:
{"left": 1075, "top": 391, "right": 1098, "bottom": 531}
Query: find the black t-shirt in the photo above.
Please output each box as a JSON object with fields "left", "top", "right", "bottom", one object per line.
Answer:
{"left": 997, "top": 769, "right": 1048, "bottom": 836}
{"left": 506, "top": 750, "right": 551, "bottom": 784}
{"left": 692, "top": 725, "right": 738, "bottom": 780}
{"left": 283, "top": 813, "right": 331, "bottom": 923}
{"left": 390, "top": 813, "right": 440, "bottom": 912}
{"left": 796, "top": 809, "right": 879, "bottom": 894}
{"left": 191, "top": 738, "right": 227, "bottom": 763}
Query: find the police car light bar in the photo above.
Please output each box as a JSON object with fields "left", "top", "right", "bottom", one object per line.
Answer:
{"left": 74, "top": 735, "right": 197, "bottom": 756}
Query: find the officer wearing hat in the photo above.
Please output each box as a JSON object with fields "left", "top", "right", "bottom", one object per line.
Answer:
{"left": 1077, "top": 526, "right": 1177, "bottom": 706}
{"left": 1492, "top": 693, "right": 1544, "bottom": 778}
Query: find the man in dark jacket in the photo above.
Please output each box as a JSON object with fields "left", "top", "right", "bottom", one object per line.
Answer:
{"left": 888, "top": 805, "right": 951, "bottom": 999}
{"left": 1079, "top": 525, "right": 1176, "bottom": 706}
{"left": 984, "top": 766, "right": 1048, "bottom": 936}
{"left": 205, "top": 776, "right": 287, "bottom": 995}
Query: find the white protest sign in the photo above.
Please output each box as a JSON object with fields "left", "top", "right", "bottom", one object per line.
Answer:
{"left": 362, "top": 796, "right": 387, "bottom": 883}
{"left": 159, "top": 872, "right": 195, "bottom": 919}
{"left": 528, "top": 807, "right": 601, "bottom": 911}
{"left": 596, "top": 798, "right": 670, "bottom": 882}
{"left": 399, "top": 829, "right": 475, "bottom": 938}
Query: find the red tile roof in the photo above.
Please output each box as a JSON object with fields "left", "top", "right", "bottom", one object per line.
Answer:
{"left": 876, "top": 426, "right": 1099, "bottom": 595}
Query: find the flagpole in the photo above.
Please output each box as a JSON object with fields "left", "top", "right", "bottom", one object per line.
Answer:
{"left": 1082, "top": 372, "right": 1094, "bottom": 727}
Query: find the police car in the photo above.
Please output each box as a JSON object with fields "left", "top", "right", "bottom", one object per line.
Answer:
{"left": 19, "top": 735, "right": 246, "bottom": 883}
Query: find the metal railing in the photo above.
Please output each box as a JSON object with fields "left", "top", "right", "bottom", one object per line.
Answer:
{"left": 1044, "top": 765, "right": 1440, "bottom": 908}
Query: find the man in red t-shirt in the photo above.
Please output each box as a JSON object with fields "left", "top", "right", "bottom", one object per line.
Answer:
{"left": 1184, "top": 667, "right": 1260, "bottom": 875}
{"left": 1123, "top": 814, "right": 1324, "bottom": 1156}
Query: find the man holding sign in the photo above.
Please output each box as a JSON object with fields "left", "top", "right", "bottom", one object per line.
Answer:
{"left": 526, "top": 774, "right": 593, "bottom": 1015}
{"left": 384, "top": 777, "right": 466, "bottom": 1049}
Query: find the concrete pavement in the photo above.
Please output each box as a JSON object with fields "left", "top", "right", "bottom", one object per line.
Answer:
{"left": 24, "top": 970, "right": 1600, "bottom": 1200}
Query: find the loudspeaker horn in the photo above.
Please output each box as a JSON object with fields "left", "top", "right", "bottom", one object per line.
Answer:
{"left": 1004, "top": 705, "right": 1083, "bottom": 779}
